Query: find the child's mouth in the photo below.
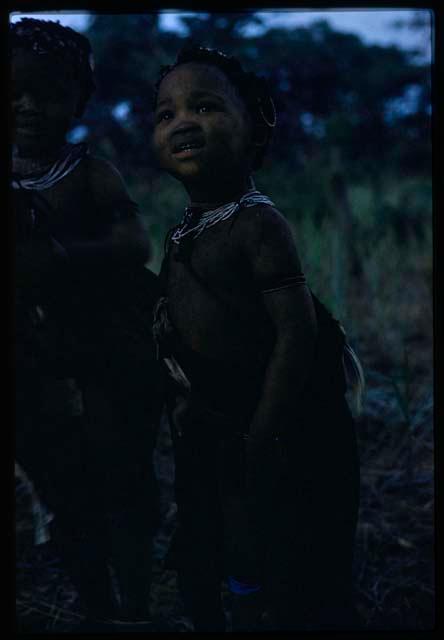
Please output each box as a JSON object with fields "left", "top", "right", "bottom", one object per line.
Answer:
{"left": 15, "top": 119, "right": 45, "bottom": 136}
{"left": 16, "top": 126, "right": 44, "bottom": 136}
{"left": 172, "top": 140, "right": 205, "bottom": 159}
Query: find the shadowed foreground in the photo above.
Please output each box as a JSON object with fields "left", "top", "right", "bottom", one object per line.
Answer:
{"left": 15, "top": 366, "right": 434, "bottom": 632}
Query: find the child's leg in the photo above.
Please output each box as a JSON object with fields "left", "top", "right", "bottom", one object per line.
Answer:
{"left": 172, "top": 412, "right": 226, "bottom": 631}
{"left": 106, "top": 461, "right": 160, "bottom": 620}
{"left": 33, "top": 414, "right": 118, "bottom": 620}
{"left": 16, "top": 383, "right": 117, "bottom": 619}
{"left": 82, "top": 373, "right": 161, "bottom": 621}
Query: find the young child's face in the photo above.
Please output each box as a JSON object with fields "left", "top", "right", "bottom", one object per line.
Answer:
{"left": 153, "top": 62, "right": 254, "bottom": 190}
{"left": 12, "top": 49, "right": 80, "bottom": 156}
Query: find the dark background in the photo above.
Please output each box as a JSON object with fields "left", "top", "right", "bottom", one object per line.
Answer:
{"left": 14, "top": 10, "right": 434, "bottom": 631}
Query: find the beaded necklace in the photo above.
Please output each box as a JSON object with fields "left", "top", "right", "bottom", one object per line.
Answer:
{"left": 11, "top": 143, "right": 88, "bottom": 192}
{"left": 170, "top": 188, "right": 275, "bottom": 245}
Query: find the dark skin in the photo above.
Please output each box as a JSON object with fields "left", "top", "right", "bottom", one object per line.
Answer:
{"left": 12, "top": 49, "right": 81, "bottom": 158}
{"left": 12, "top": 48, "right": 150, "bottom": 276}
{"left": 154, "top": 63, "right": 254, "bottom": 202}
{"left": 154, "top": 63, "right": 318, "bottom": 570}
{"left": 13, "top": 46, "right": 154, "bottom": 621}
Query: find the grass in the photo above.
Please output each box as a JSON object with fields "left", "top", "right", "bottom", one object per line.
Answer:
{"left": 353, "top": 367, "right": 434, "bottom": 629}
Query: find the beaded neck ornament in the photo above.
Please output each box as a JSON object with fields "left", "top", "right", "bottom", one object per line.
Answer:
{"left": 171, "top": 188, "right": 275, "bottom": 245}
{"left": 11, "top": 143, "right": 88, "bottom": 191}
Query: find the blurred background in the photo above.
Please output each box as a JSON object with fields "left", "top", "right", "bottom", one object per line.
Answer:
{"left": 12, "top": 9, "right": 434, "bottom": 631}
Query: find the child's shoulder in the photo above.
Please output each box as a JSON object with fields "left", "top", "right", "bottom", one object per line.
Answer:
{"left": 82, "top": 155, "right": 138, "bottom": 219}
{"left": 84, "top": 154, "right": 130, "bottom": 205}
{"left": 240, "top": 201, "right": 289, "bottom": 224}
{"left": 236, "top": 201, "right": 295, "bottom": 248}
{"left": 80, "top": 154, "right": 129, "bottom": 206}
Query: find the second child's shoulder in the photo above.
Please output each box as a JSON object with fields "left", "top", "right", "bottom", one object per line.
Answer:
{"left": 84, "top": 154, "right": 130, "bottom": 204}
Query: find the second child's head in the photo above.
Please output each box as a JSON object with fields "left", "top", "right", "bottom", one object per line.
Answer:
{"left": 10, "top": 18, "right": 95, "bottom": 157}
{"left": 153, "top": 46, "right": 276, "bottom": 200}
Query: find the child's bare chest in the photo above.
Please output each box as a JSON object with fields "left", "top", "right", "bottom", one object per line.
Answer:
{"left": 168, "top": 221, "right": 247, "bottom": 301}
{"left": 166, "top": 221, "right": 264, "bottom": 358}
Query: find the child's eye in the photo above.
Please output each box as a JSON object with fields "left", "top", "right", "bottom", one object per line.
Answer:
{"left": 196, "top": 103, "right": 217, "bottom": 114}
{"left": 156, "top": 110, "right": 174, "bottom": 124}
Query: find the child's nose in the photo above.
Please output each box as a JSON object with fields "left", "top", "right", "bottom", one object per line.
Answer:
{"left": 15, "top": 91, "right": 41, "bottom": 113}
{"left": 173, "top": 106, "right": 202, "bottom": 129}
{"left": 171, "top": 119, "right": 202, "bottom": 139}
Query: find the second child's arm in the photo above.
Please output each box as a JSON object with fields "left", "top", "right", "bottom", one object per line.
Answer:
{"left": 57, "top": 157, "right": 150, "bottom": 268}
{"left": 240, "top": 206, "right": 318, "bottom": 496}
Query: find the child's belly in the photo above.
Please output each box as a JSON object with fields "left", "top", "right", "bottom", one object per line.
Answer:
{"left": 167, "top": 274, "right": 275, "bottom": 422}
{"left": 168, "top": 273, "right": 273, "bottom": 365}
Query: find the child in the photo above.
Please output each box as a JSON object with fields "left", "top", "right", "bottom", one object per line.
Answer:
{"left": 152, "top": 46, "right": 363, "bottom": 631}
{"left": 12, "top": 18, "right": 164, "bottom": 628}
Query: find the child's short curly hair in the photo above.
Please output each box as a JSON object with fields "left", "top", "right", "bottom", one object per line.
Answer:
{"left": 10, "top": 17, "right": 95, "bottom": 117}
{"left": 154, "top": 45, "right": 276, "bottom": 170}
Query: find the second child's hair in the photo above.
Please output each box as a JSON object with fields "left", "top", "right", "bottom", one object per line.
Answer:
{"left": 154, "top": 46, "right": 276, "bottom": 170}
{"left": 10, "top": 18, "right": 96, "bottom": 117}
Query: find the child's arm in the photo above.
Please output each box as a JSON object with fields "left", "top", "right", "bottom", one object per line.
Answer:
{"left": 241, "top": 206, "right": 318, "bottom": 494}
{"left": 58, "top": 156, "right": 151, "bottom": 267}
